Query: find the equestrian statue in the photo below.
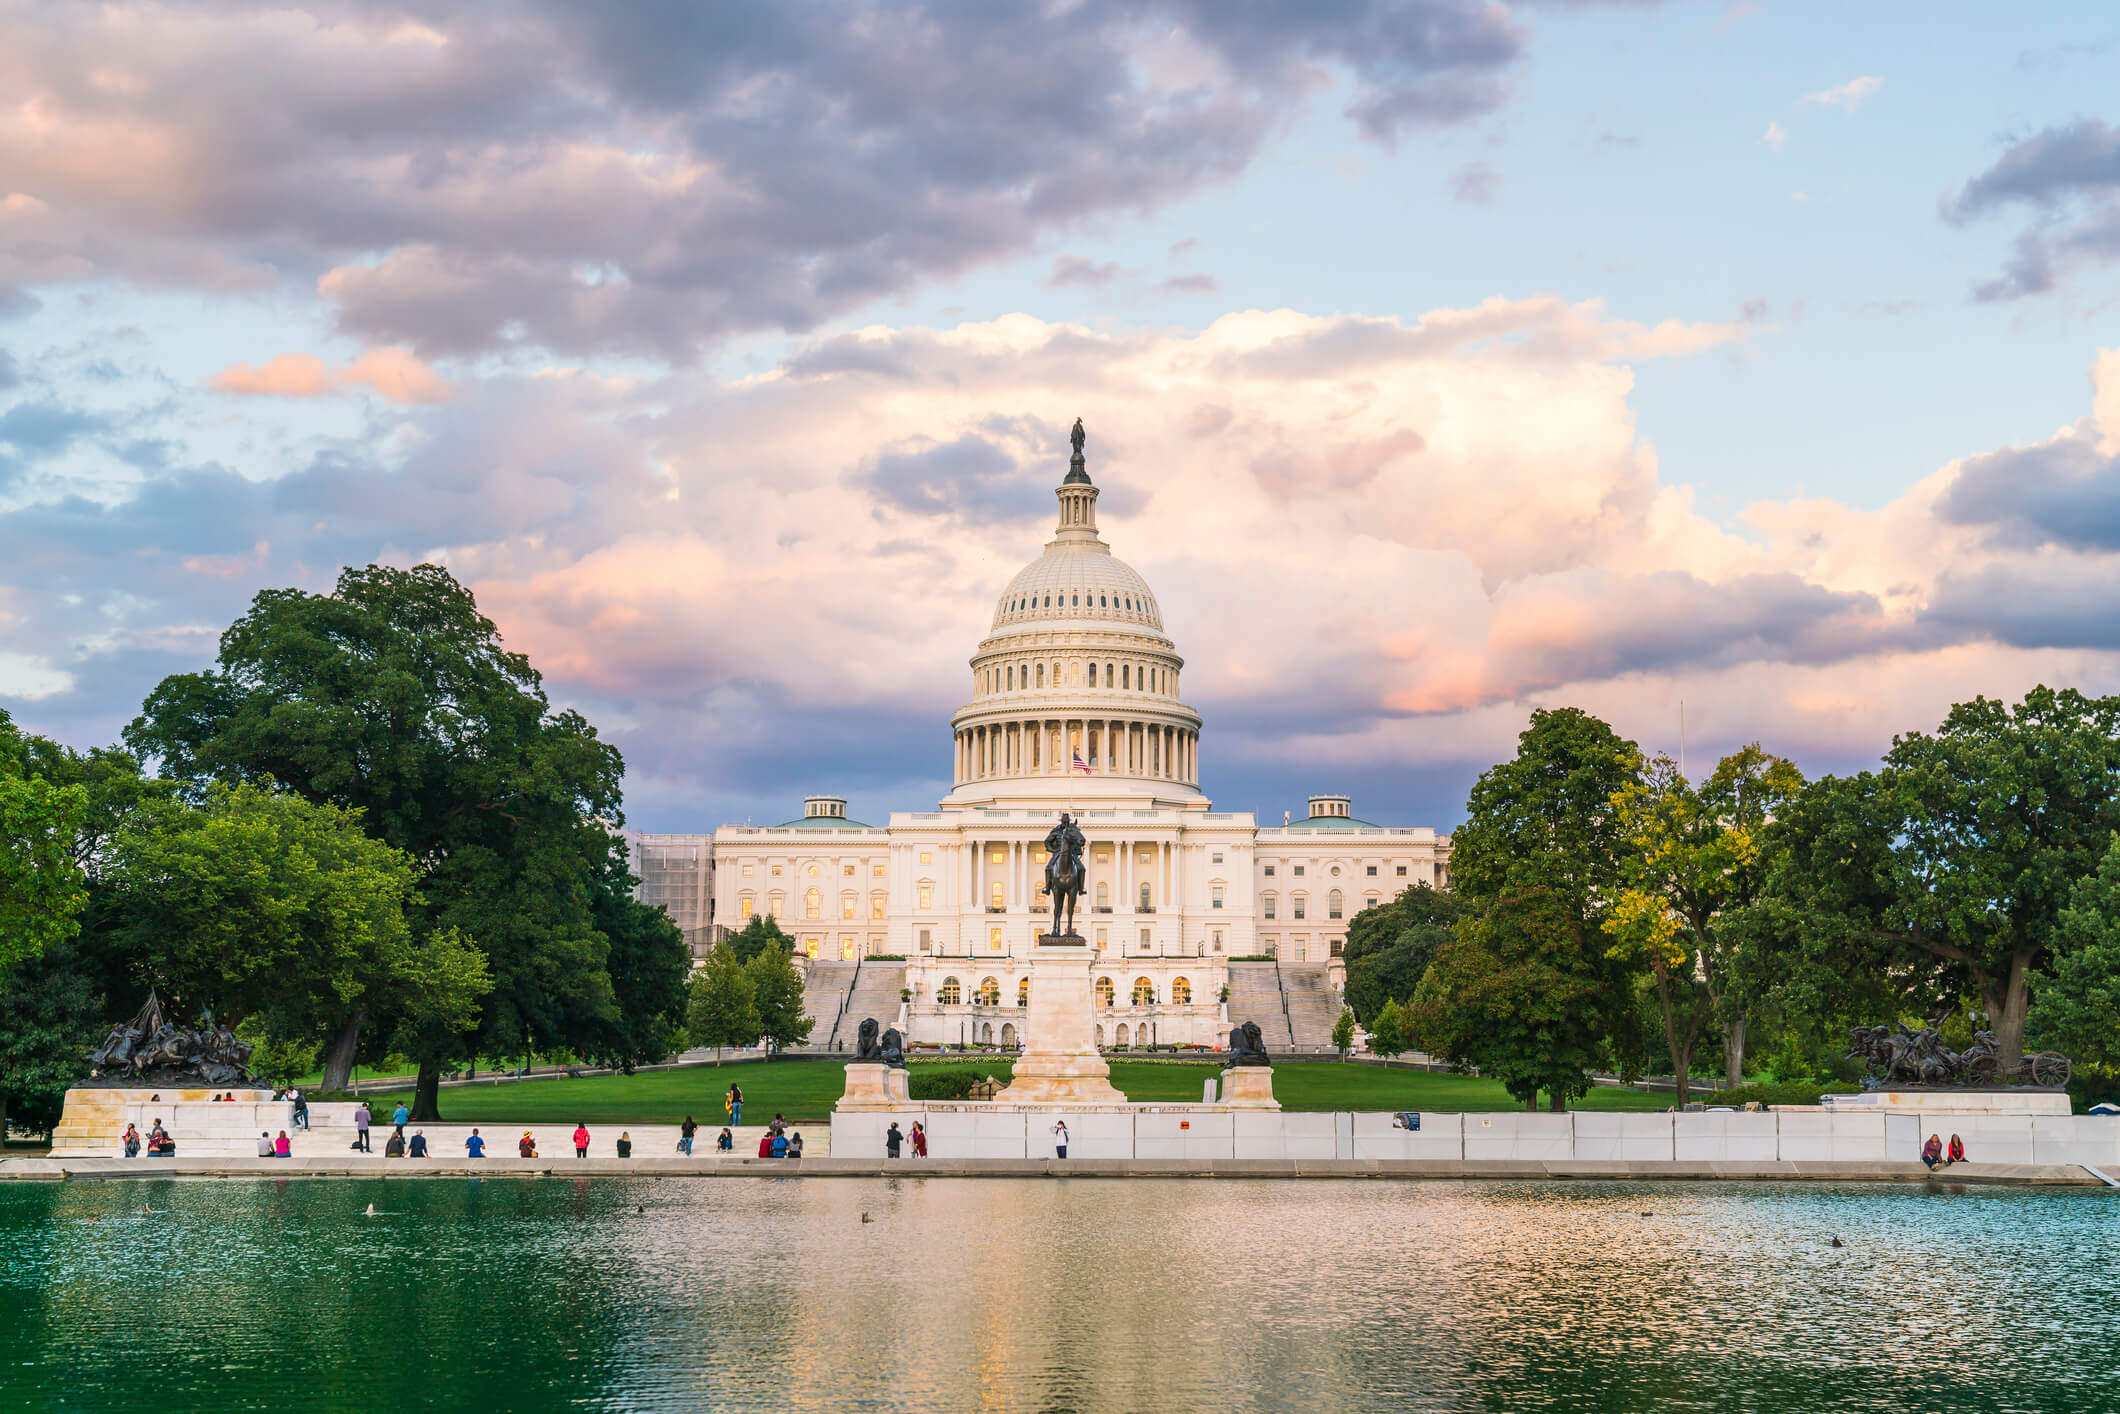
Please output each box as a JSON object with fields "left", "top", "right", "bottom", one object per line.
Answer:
{"left": 1044, "top": 811, "right": 1087, "bottom": 938}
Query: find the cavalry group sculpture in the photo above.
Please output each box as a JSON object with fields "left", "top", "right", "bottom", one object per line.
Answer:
{"left": 1847, "top": 1023, "right": 2070, "bottom": 1090}
{"left": 86, "top": 991, "right": 257, "bottom": 1087}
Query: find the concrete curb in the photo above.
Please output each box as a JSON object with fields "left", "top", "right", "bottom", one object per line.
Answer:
{"left": 3, "top": 1156, "right": 2105, "bottom": 1185}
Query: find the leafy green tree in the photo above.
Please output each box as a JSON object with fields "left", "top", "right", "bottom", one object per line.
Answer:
{"left": 105, "top": 783, "right": 490, "bottom": 1072}
{"left": 745, "top": 944, "right": 815, "bottom": 1053}
{"left": 1773, "top": 686, "right": 2120, "bottom": 1072}
{"left": 1451, "top": 707, "right": 1644, "bottom": 922}
{"left": 684, "top": 947, "right": 759, "bottom": 1060}
{"left": 578, "top": 838, "right": 690, "bottom": 1071}
{"left": 1602, "top": 746, "right": 1805, "bottom": 1099}
{"left": 1330, "top": 1005, "right": 1356, "bottom": 1054}
{"left": 0, "top": 711, "right": 90, "bottom": 976}
{"left": 1366, "top": 998, "right": 1404, "bottom": 1057}
{"left": 1342, "top": 884, "right": 1468, "bottom": 1024}
{"left": 1409, "top": 889, "right": 1610, "bottom": 1111}
{"left": 724, "top": 913, "right": 796, "bottom": 964}
{"left": 0, "top": 939, "right": 104, "bottom": 1138}
{"left": 125, "top": 563, "right": 635, "bottom": 1117}
{"left": 2028, "top": 834, "right": 2120, "bottom": 1069}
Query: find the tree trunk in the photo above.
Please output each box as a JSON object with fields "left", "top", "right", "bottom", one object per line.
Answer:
{"left": 1548, "top": 1090, "right": 1567, "bottom": 1113}
{"left": 1524, "top": 1093, "right": 1539, "bottom": 1113}
{"left": 1985, "top": 951, "right": 2036, "bottom": 1075}
{"left": 1652, "top": 969, "right": 1692, "bottom": 1108}
{"left": 1723, "top": 1013, "right": 1747, "bottom": 1090}
{"left": 411, "top": 1063, "right": 442, "bottom": 1122}
{"left": 320, "top": 1008, "right": 364, "bottom": 1093}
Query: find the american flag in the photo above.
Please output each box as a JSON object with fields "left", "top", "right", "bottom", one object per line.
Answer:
{"left": 1071, "top": 749, "right": 1092, "bottom": 774}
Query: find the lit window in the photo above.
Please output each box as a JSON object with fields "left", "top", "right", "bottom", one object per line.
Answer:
{"left": 978, "top": 977, "right": 1001, "bottom": 1006}
{"left": 807, "top": 864, "right": 819, "bottom": 877}
{"left": 1096, "top": 976, "right": 1115, "bottom": 1008}
{"left": 1018, "top": 977, "right": 1030, "bottom": 1007}
{"left": 1132, "top": 978, "right": 1155, "bottom": 1005}
{"left": 919, "top": 882, "right": 934, "bottom": 910}
{"left": 804, "top": 888, "right": 820, "bottom": 920}
{"left": 742, "top": 863, "right": 755, "bottom": 877}
{"left": 989, "top": 926, "right": 1004, "bottom": 950}
{"left": 871, "top": 893, "right": 886, "bottom": 920}
{"left": 1171, "top": 977, "right": 1192, "bottom": 1004}
{"left": 920, "top": 851, "right": 932, "bottom": 865}
{"left": 990, "top": 881, "right": 1005, "bottom": 908}
{"left": 804, "top": 938, "right": 820, "bottom": 958}
{"left": 991, "top": 850, "right": 1005, "bottom": 863}
{"left": 939, "top": 976, "right": 961, "bottom": 1005}
{"left": 840, "top": 936, "right": 855, "bottom": 960}
{"left": 842, "top": 893, "right": 856, "bottom": 920}
{"left": 873, "top": 863, "right": 885, "bottom": 877}
{"left": 771, "top": 865, "right": 783, "bottom": 877}
{"left": 739, "top": 897, "right": 755, "bottom": 920}
{"left": 844, "top": 863, "right": 855, "bottom": 876}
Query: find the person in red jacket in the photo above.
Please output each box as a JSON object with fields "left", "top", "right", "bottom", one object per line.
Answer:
{"left": 757, "top": 1130, "right": 773, "bottom": 1158}
{"left": 573, "top": 1123, "right": 591, "bottom": 1158}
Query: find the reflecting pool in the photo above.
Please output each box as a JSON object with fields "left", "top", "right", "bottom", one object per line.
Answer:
{"left": 4, "top": 1178, "right": 2116, "bottom": 1412}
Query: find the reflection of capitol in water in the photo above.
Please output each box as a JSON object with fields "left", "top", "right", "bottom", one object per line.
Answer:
{"left": 688, "top": 433, "right": 1452, "bottom": 1049}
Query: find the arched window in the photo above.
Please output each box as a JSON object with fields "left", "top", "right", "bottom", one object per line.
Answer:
{"left": 1096, "top": 881, "right": 1109, "bottom": 908}
{"left": 807, "top": 863, "right": 819, "bottom": 877}
{"left": 1036, "top": 663, "right": 1045, "bottom": 688}
{"left": 1132, "top": 978, "right": 1156, "bottom": 1006}
{"left": 977, "top": 977, "right": 1001, "bottom": 1006}
{"left": 939, "top": 977, "right": 961, "bottom": 1005}
{"left": 1329, "top": 889, "right": 1343, "bottom": 919}
{"left": 1139, "top": 882, "right": 1152, "bottom": 911}
{"left": 1017, "top": 977, "right": 1030, "bottom": 1007}
{"left": 1171, "top": 977, "right": 1192, "bottom": 1004}
{"left": 1007, "top": 665, "right": 1014, "bottom": 689}
{"left": 1105, "top": 661, "right": 1114, "bottom": 685}
{"left": 990, "top": 880, "right": 1005, "bottom": 909}
{"left": 804, "top": 888, "right": 820, "bottom": 920}
{"left": 1088, "top": 662, "right": 1097, "bottom": 686}
{"left": 1096, "top": 976, "right": 1114, "bottom": 1008}
{"left": 1116, "top": 1023, "right": 1130, "bottom": 1047}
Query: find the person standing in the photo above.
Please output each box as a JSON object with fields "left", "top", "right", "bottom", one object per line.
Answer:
{"left": 290, "top": 1089, "right": 309, "bottom": 1130}
{"left": 573, "top": 1122, "right": 591, "bottom": 1158}
{"left": 679, "top": 1115, "right": 698, "bottom": 1156}
{"left": 1051, "top": 1119, "right": 1069, "bottom": 1159}
{"left": 392, "top": 1101, "right": 410, "bottom": 1130}
{"left": 352, "top": 1102, "right": 372, "bottom": 1153}
{"left": 728, "top": 1083, "right": 743, "bottom": 1125}
{"left": 885, "top": 1122, "right": 903, "bottom": 1159}
{"left": 910, "top": 1121, "right": 927, "bottom": 1158}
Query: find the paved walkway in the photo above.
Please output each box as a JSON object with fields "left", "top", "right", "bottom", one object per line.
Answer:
{"left": 1, "top": 1156, "right": 2105, "bottom": 1184}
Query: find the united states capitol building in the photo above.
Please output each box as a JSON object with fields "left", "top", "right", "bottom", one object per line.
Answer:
{"left": 631, "top": 431, "right": 1451, "bottom": 1050}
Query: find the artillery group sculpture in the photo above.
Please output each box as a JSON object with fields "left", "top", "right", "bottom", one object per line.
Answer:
{"left": 86, "top": 991, "right": 257, "bottom": 1088}
{"left": 1847, "top": 1024, "right": 2070, "bottom": 1090}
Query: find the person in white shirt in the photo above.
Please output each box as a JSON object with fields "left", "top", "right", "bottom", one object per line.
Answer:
{"left": 1051, "top": 1120, "right": 1069, "bottom": 1159}
{"left": 257, "top": 1132, "right": 274, "bottom": 1157}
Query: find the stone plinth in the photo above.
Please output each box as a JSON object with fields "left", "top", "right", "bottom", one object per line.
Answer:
{"left": 1821, "top": 1090, "right": 2072, "bottom": 1116}
{"left": 996, "top": 936, "right": 1128, "bottom": 1105}
{"left": 1219, "top": 1066, "right": 1280, "bottom": 1111}
{"left": 836, "top": 1063, "right": 911, "bottom": 1112}
{"left": 52, "top": 1088, "right": 278, "bottom": 1157}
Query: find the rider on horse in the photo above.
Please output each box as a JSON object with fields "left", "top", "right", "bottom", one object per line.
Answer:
{"left": 1044, "top": 812, "right": 1087, "bottom": 936}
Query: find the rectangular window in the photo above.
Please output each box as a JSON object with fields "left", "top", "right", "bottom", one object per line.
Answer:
{"left": 742, "top": 863, "right": 755, "bottom": 877}
{"left": 771, "top": 865, "right": 783, "bottom": 876}
{"left": 844, "top": 864, "right": 855, "bottom": 875}
{"left": 1330, "top": 938, "right": 1344, "bottom": 957}
{"left": 842, "top": 897, "right": 856, "bottom": 920}
{"left": 919, "top": 883, "right": 934, "bottom": 910}
{"left": 991, "top": 850, "right": 1005, "bottom": 863}
{"left": 1263, "top": 864, "right": 1275, "bottom": 876}
{"left": 1293, "top": 898, "right": 1306, "bottom": 919}
{"left": 1397, "top": 865, "right": 1408, "bottom": 876}
{"left": 873, "top": 863, "right": 885, "bottom": 877}
{"left": 1096, "top": 927, "right": 1108, "bottom": 948}
{"left": 1138, "top": 928, "right": 1151, "bottom": 948}
{"left": 1212, "top": 852, "right": 1224, "bottom": 864}
{"left": 918, "top": 928, "right": 932, "bottom": 952}
{"left": 920, "top": 851, "right": 932, "bottom": 865}
{"left": 1366, "top": 865, "right": 1377, "bottom": 876}
{"left": 1261, "top": 934, "right": 1277, "bottom": 957}
{"left": 739, "top": 898, "right": 754, "bottom": 919}
{"left": 989, "top": 926, "right": 1004, "bottom": 950}
{"left": 1264, "top": 898, "right": 1276, "bottom": 919}
{"left": 1212, "top": 930, "right": 1223, "bottom": 951}
{"left": 871, "top": 895, "right": 885, "bottom": 920}
{"left": 1211, "top": 884, "right": 1225, "bottom": 910}
{"left": 1293, "top": 865, "right": 1305, "bottom": 877}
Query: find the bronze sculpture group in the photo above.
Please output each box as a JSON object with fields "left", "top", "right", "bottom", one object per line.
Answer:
{"left": 1043, "top": 811, "right": 1086, "bottom": 938}
{"left": 1847, "top": 1024, "right": 2070, "bottom": 1089}
{"left": 87, "top": 991, "right": 257, "bottom": 1088}
{"left": 855, "top": 1017, "right": 907, "bottom": 1067}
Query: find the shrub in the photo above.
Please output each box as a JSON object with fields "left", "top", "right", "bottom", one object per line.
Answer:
{"left": 908, "top": 1065, "right": 1000, "bottom": 1101}
{"left": 1704, "top": 1080, "right": 1860, "bottom": 1108}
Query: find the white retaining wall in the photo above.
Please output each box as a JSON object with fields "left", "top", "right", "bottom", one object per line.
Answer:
{"left": 829, "top": 1107, "right": 2120, "bottom": 1165}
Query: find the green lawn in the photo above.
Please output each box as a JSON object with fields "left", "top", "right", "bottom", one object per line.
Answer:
{"left": 348, "top": 1059, "right": 1676, "bottom": 1125}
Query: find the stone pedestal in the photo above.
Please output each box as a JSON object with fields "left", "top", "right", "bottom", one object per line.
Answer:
{"left": 1219, "top": 1066, "right": 1281, "bottom": 1110}
{"left": 1821, "top": 1089, "right": 2072, "bottom": 1116}
{"left": 996, "top": 935, "right": 1128, "bottom": 1105}
{"left": 836, "top": 1063, "right": 911, "bottom": 1112}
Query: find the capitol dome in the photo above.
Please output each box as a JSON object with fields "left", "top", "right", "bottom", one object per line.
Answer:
{"left": 948, "top": 425, "right": 1203, "bottom": 804}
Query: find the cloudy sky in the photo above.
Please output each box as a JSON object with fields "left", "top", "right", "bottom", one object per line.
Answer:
{"left": 4, "top": 1, "right": 2120, "bottom": 832}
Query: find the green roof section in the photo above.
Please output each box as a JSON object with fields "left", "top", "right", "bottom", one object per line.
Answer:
{"left": 772, "top": 814, "right": 878, "bottom": 829}
{"left": 1290, "top": 812, "right": 1383, "bottom": 829}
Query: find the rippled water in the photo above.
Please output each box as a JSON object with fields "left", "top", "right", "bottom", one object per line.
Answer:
{"left": 4, "top": 1177, "right": 2118, "bottom": 1412}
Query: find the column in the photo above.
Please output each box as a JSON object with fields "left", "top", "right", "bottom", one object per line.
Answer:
{"left": 1118, "top": 837, "right": 1129, "bottom": 915}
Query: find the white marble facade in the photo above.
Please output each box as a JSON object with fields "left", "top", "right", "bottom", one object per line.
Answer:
{"left": 706, "top": 439, "right": 1452, "bottom": 1048}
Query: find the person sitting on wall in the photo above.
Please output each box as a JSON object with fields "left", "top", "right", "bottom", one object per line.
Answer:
{"left": 757, "top": 1130, "right": 775, "bottom": 1158}
{"left": 1947, "top": 1133, "right": 1967, "bottom": 1165}
{"left": 786, "top": 1131, "right": 803, "bottom": 1159}
{"left": 408, "top": 1130, "right": 428, "bottom": 1158}
{"left": 1921, "top": 1133, "right": 1944, "bottom": 1169}
{"left": 716, "top": 1127, "right": 733, "bottom": 1152}
{"left": 258, "top": 1131, "right": 275, "bottom": 1157}
{"left": 274, "top": 1130, "right": 292, "bottom": 1157}
{"left": 122, "top": 1123, "right": 141, "bottom": 1158}
{"left": 384, "top": 1127, "right": 406, "bottom": 1158}
{"left": 616, "top": 1132, "right": 632, "bottom": 1159}
{"left": 770, "top": 1130, "right": 789, "bottom": 1158}
{"left": 519, "top": 1131, "right": 538, "bottom": 1158}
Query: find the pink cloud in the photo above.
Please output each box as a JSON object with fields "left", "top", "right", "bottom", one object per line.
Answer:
{"left": 208, "top": 348, "right": 449, "bottom": 404}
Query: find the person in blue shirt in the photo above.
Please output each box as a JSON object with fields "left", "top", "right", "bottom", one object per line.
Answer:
{"left": 392, "top": 1102, "right": 409, "bottom": 1128}
{"left": 465, "top": 1129, "right": 486, "bottom": 1158}
{"left": 409, "top": 1130, "right": 429, "bottom": 1158}
{"left": 770, "top": 1131, "right": 789, "bottom": 1158}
